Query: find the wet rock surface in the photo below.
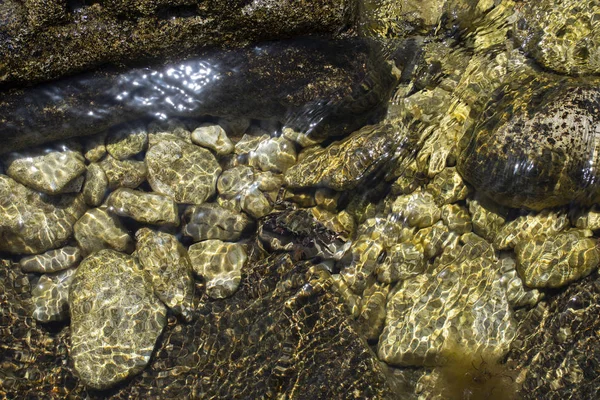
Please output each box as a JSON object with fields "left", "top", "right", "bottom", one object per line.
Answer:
{"left": 107, "top": 188, "right": 179, "bottom": 226}
{"left": 182, "top": 203, "right": 253, "bottom": 242}
{"left": 20, "top": 246, "right": 81, "bottom": 274}
{"left": 74, "top": 208, "right": 134, "bottom": 255}
{"left": 31, "top": 268, "right": 76, "bottom": 323}
{"left": 69, "top": 250, "right": 167, "bottom": 390}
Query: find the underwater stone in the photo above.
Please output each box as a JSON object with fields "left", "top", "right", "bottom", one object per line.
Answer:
{"left": 146, "top": 140, "right": 221, "bottom": 205}
{"left": 106, "top": 126, "right": 148, "bottom": 160}
{"left": 493, "top": 210, "right": 570, "bottom": 250}
{"left": 20, "top": 246, "right": 81, "bottom": 274}
{"left": 182, "top": 203, "right": 253, "bottom": 242}
{"left": 135, "top": 228, "right": 194, "bottom": 320}
{"left": 74, "top": 208, "right": 134, "bottom": 255}
{"left": 99, "top": 155, "right": 147, "bottom": 189}
{"left": 32, "top": 268, "right": 75, "bottom": 323}
{"left": 188, "top": 240, "right": 247, "bottom": 299}
{"left": 107, "top": 188, "right": 179, "bottom": 226}
{"left": 83, "top": 132, "right": 107, "bottom": 162}
{"left": 440, "top": 204, "right": 472, "bottom": 234}
{"left": 191, "top": 123, "right": 234, "bottom": 155}
{"left": 376, "top": 242, "right": 426, "bottom": 284}
{"left": 0, "top": 175, "right": 87, "bottom": 254}
{"left": 249, "top": 136, "right": 297, "bottom": 173}
{"left": 391, "top": 190, "right": 441, "bottom": 229}
{"left": 69, "top": 249, "right": 166, "bottom": 390}
{"left": 515, "top": 230, "right": 600, "bottom": 289}
{"left": 82, "top": 163, "right": 108, "bottom": 207}
{"left": 241, "top": 187, "right": 272, "bottom": 219}
{"left": 217, "top": 165, "right": 255, "bottom": 199}
{"left": 3, "top": 146, "right": 86, "bottom": 195}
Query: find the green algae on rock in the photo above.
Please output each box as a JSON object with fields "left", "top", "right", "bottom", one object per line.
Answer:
{"left": 69, "top": 249, "right": 167, "bottom": 390}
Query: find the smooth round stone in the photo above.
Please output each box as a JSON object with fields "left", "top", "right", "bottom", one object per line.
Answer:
{"left": 20, "top": 246, "right": 81, "bottom": 273}
{"left": 69, "top": 249, "right": 166, "bottom": 390}
{"left": 515, "top": 230, "right": 600, "bottom": 289}
{"left": 188, "top": 240, "right": 247, "bottom": 299}
{"left": 135, "top": 228, "right": 194, "bottom": 320}
{"left": 182, "top": 203, "right": 253, "bottom": 242}
{"left": 99, "top": 155, "right": 147, "bottom": 189}
{"left": 74, "top": 207, "right": 134, "bottom": 255}
{"left": 191, "top": 123, "right": 234, "bottom": 155}
{"left": 249, "top": 136, "right": 297, "bottom": 173}
{"left": 392, "top": 190, "right": 441, "bottom": 229}
{"left": 107, "top": 188, "right": 179, "bottom": 226}
{"left": 146, "top": 140, "right": 221, "bottom": 205}
{"left": 32, "top": 268, "right": 76, "bottom": 323}
{"left": 82, "top": 163, "right": 108, "bottom": 207}
{"left": 106, "top": 126, "right": 148, "bottom": 160}
{"left": 241, "top": 187, "right": 272, "bottom": 219}
{"left": 3, "top": 146, "right": 86, "bottom": 194}
{"left": 0, "top": 175, "right": 87, "bottom": 254}
{"left": 217, "top": 165, "right": 255, "bottom": 198}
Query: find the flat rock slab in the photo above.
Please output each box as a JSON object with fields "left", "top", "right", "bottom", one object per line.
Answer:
{"left": 69, "top": 249, "right": 167, "bottom": 390}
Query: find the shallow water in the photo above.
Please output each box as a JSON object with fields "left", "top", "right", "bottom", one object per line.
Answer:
{"left": 2, "top": 1, "right": 600, "bottom": 399}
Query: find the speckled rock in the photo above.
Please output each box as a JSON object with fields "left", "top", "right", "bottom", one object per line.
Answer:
{"left": 20, "top": 246, "right": 81, "bottom": 273}
{"left": 107, "top": 188, "right": 179, "bottom": 226}
{"left": 188, "top": 240, "right": 247, "bottom": 299}
{"left": 182, "top": 203, "right": 253, "bottom": 242}
{"left": 217, "top": 165, "right": 255, "bottom": 198}
{"left": 285, "top": 123, "right": 396, "bottom": 191}
{"left": 74, "top": 208, "right": 134, "bottom": 255}
{"left": 135, "top": 229, "right": 194, "bottom": 320}
{"left": 3, "top": 146, "right": 86, "bottom": 194}
{"left": 99, "top": 155, "right": 147, "bottom": 189}
{"left": 146, "top": 140, "right": 221, "bottom": 204}
{"left": 378, "top": 232, "right": 516, "bottom": 367}
{"left": 82, "top": 163, "right": 108, "bottom": 207}
{"left": 31, "top": 268, "right": 76, "bottom": 323}
{"left": 515, "top": 229, "right": 600, "bottom": 288}
{"left": 69, "top": 249, "right": 167, "bottom": 390}
{"left": 426, "top": 167, "right": 470, "bottom": 205}
{"left": 249, "top": 136, "right": 297, "bottom": 173}
{"left": 392, "top": 190, "right": 441, "bottom": 229}
{"left": 106, "top": 126, "right": 148, "bottom": 160}
{"left": 440, "top": 204, "right": 472, "bottom": 234}
{"left": 191, "top": 123, "right": 234, "bottom": 155}
{"left": 0, "top": 175, "right": 87, "bottom": 254}
{"left": 459, "top": 82, "right": 600, "bottom": 210}
{"left": 494, "top": 210, "right": 570, "bottom": 250}
{"left": 241, "top": 187, "right": 272, "bottom": 218}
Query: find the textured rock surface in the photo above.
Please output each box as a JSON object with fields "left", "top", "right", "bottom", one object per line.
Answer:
{"left": 106, "top": 126, "right": 148, "bottom": 160}
{"left": 69, "top": 250, "right": 167, "bottom": 390}
{"left": 3, "top": 146, "right": 86, "bottom": 194}
{"left": 74, "top": 208, "right": 134, "bottom": 255}
{"left": 188, "top": 240, "right": 247, "bottom": 299}
{"left": 31, "top": 268, "right": 76, "bottom": 323}
{"left": 508, "top": 273, "right": 600, "bottom": 399}
{"left": 135, "top": 229, "right": 194, "bottom": 320}
{"left": 107, "top": 188, "right": 179, "bottom": 226}
{"left": 191, "top": 123, "right": 234, "bottom": 155}
{"left": 20, "top": 246, "right": 81, "bottom": 274}
{"left": 82, "top": 163, "right": 108, "bottom": 207}
{"left": 0, "top": 175, "right": 87, "bottom": 254}
{"left": 99, "top": 155, "right": 147, "bottom": 189}
{"left": 182, "top": 203, "right": 253, "bottom": 242}
{"left": 515, "top": 230, "right": 600, "bottom": 288}
{"left": 0, "top": 0, "right": 356, "bottom": 87}
{"left": 146, "top": 140, "right": 221, "bottom": 205}
{"left": 392, "top": 190, "right": 442, "bottom": 229}
{"left": 378, "top": 233, "right": 516, "bottom": 366}
{"left": 494, "top": 210, "right": 570, "bottom": 250}
{"left": 285, "top": 123, "right": 398, "bottom": 191}
{"left": 459, "top": 81, "right": 600, "bottom": 210}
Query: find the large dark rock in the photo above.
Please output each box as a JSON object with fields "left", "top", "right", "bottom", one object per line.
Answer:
{"left": 0, "top": 0, "right": 356, "bottom": 88}
{"left": 0, "top": 38, "right": 399, "bottom": 153}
